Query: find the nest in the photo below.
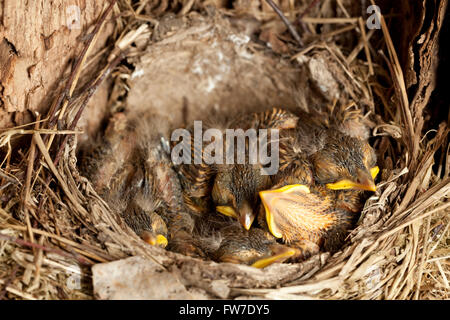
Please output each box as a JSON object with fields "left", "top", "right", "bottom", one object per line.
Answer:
{"left": 0, "top": 0, "right": 448, "bottom": 300}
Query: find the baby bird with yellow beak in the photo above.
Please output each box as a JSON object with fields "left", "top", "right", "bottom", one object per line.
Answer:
{"left": 278, "top": 109, "right": 379, "bottom": 193}
{"left": 213, "top": 107, "right": 379, "bottom": 235}
{"left": 309, "top": 129, "right": 378, "bottom": 192}
{"left": 176, "top": 108, "right": 299, "bottom": 230}
{"left": 83, "top": 111, "right": 198, "bottom": 254}
{"left": 211, "top": 108, "right": 299, "bottom": 230}
{"left": 212, "top": 224, "right": 299, "bottom": 268}
{"left": 259, "top": 182, "right": 368, "bottom": 260}
{"left": 257, "top": 110, "right": 380, "bottom": 262}
{"left": 213, "top": 163, "right": 271, "bottom": 231}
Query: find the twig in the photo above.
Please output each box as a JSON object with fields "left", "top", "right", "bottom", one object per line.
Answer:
{"left": 52, "top": 49, "right": 127, "bottom": 169}
{"left": 264, "top": 0, "right": 304, "bottom": 47}
{"left": 0, "top": 233, "right": 92, "bottom": 266}
{"left": 298, "top": 0, "right": 321, "bottom": 19}
{"left": 320, "top": 24, "right": 356, "bottom": 41}
{"left": 28, "top": 235, "right": 45, "bottom": 292}
{"left": 427, "top": 255, "right": 450, "bottom": 263}
{"left": 21, "top": 115, "right": 40, "bottom": 250}
{"left": 435, "top": 260, "right": 449, "bottom": 289}
{"left": 4, "top": 223, "right": 111, "bottom": 263}
{"left": 296, "top": 0, "right": 321, "bottom": 34}
{"left": 179, "top": 0, "right": 195, "bottom": 16}
{"left": 302, "top": 17, "right": 359, "bottom": 24}
{"left": 0, "top": 169, "right": 20, "bottom": 186}
{"left": 33, "top": 0, "right": 117, "bottom": 186}
{"left": 414, "top": 216, "right": 431, "bottom": 299}
{"left": 47, "top": 0, "right": 117, "bottom": 128}
{"left": 358, "top": 17, "right": 374, "bottom": 75}
{"left": 336, "top": 0, "right": 351, "bottom": 18}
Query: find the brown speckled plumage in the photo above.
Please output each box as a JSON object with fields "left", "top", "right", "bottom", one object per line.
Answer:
{"left": 259, "top": 183, "right": 363, "bottom": 260}
{"left": 83, "top": 105, "right": 378, "bottom": 267}
{"left": 175, "top": 108, "right": 299, "bottom": 227}
{"left": 83, "top": 111, "right": 199, "bottom": 253}
{"left": 278, "top": 110, "right": 377, "bottom": 189}
{"left": 212, "top": 224, "right": 296, "bottom": 266}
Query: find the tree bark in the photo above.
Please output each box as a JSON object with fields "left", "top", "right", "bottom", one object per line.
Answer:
{"left": 0, "top": 0, "right": 113, "bottom": 129}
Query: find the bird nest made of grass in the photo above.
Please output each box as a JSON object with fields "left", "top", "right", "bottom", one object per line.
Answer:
{"left": 0, "top": 0, "right": 448, "bottom": 300}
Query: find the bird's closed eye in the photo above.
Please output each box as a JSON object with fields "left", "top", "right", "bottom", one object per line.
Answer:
{"left": 311, "top": 156, "right": 341, "bottom": 183}
{"left": 212, "top": 178, "right": 235, "bottom": 204}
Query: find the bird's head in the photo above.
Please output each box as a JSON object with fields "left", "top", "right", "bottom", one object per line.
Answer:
{"left": 212, "top": 165, "right": 269, "bottom": 230}
{"left": 139, "top": 209, "right": 169, "bottom": 248}
{"left": 311, "top": 133, "right": 379, "bottom": 192}
{"left": 141, "top": 230, "right": 168, "bottom": 248}
{"left": 213, "top": 178, "right": 256, "bottom": 231}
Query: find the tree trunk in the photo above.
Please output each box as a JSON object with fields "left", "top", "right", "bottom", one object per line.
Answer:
{"left": 0, "top": 0, "right": 113, "bottom": 130}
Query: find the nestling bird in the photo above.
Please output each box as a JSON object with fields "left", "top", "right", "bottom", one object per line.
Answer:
{"left": 175, "top": 108, "right": 299, "bottom": 231}
{"left": 194, "top": 217, "right": 298, "bottom": 268}
{"left": 278, "top": 109, "right": 379, "bottom": 193}
{"left": 83, "top": 111, "right": 200, "bottom": 254}
{"left": 253, "top": 106, "right": 380, "bottom": 262}
{"left": 122, "top": 198, "right": 169, "bottom": 248}
{"left": 258, "top": 183, "right": 364, "bottom": 261}
{"left": 210, "top": 108, "right": 299, "bottom": 230}
{"left": 213, "top": 225, "right": 298, "bottom": 268}
{"left": 212, "top": 163, "right": 271, "bottom": 230}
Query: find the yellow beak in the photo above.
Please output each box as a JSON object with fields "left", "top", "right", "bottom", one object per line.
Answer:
{"left": 370, "top": 166, "right": 380, "bottom": 179}
{"left": 326, "top": 179, "right": 376, "bottom": 192}
{"left": 326, "top": 166, "right": 379, "bottom": 192}
{"left": 251, "top": 247, "right": 298, "bottom": 269}
{"left": 259, "top": 184, "right": 310, "bottom": 238}
{"left": 217, "top": 203, "right": 256, "bottom": 230}
{"left": 155, "top": 234, "right": 168, "bottom": 248}
{"left": 216, "top": 206, "right": 238, "bottom": 219}
{"left": 142, "top": 232, "right": 168, "bottom": 248}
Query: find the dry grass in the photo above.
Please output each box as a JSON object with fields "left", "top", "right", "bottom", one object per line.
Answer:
{"left": 0, "top": 0, "right": 448, "bottom": 300}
